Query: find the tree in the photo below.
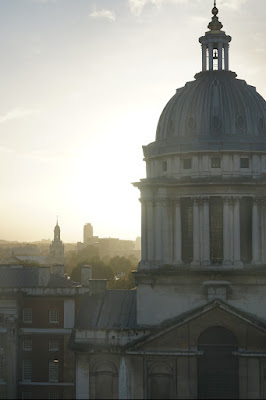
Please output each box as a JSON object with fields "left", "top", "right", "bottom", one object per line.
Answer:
{"left": 70, "top": 257, "right": 114, "bottom": 282}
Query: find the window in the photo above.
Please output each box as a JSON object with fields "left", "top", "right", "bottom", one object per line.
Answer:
{"left": 240, "top": 158, "right": 249, "bottom": 168}
{"left": 23, "top": 340, "right": 32, "bottom": 352}
{"left": 0, "top": 336, "right": 5, "bottom": 350}
{"left": 22, "top": 393, "right": 32, "bottom": 400}
{"left": 23, "top": 309, "right": 32, "bottom": 324}
{"left": 0, "top": 387, "right": 7, "bottom": 400}
{"left": 0, "top": 355, "right": 5, "bottom": 382}
{"left": 49, "top": 340, "right": 59, "bottom": 352}
{"left": 49, "top": 361, "right": 59, "bottom": 383}
{"left": 49, "top": 393, "right": 59, "bottom": 400}
{"left": 162, "top": 161, "right": 167, "bottom": 172}
{"left": 23, "top": 360, "right": 32, "bottom": 382}
{"left": 211, "top": 157, "right": 221, "bottom": 168}
{"left": 49, "top": 309, "right": 59, "bottom": 324}
{"left": 183, "top": 158, "right": 192, "bottom": 170}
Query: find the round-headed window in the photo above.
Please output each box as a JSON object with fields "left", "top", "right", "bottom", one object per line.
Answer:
{"left": 258, "top": 117, "right": 264, "bottom": 134}
{"left": 168, "top": 120, "right": 174, "bottom": 136}
{"left": 212, "top": 116, "right": 220, "bottom": 131}
{"left": 187, "top": 116, "right": 195, "bottom": 131}
{"left": 236, "top": 115, "right": 245, "bottom": 130}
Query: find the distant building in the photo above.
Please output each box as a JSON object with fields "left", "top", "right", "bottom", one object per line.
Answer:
{"left": 11, "top": 245, "right": 40, "bottom": 257}
{"left": 83, "top": 223, "right": 93, "bottom": 244}
{"left": 0, "top": 264, "right": 104, "bottom": 399}
{"left": 50, "top": 220, "right": 64, "bottom": 263}
{"left": 77, "top": 223, "right": 141, "bottom": 259}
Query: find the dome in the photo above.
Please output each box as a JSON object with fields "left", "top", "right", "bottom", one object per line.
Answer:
{"left": 155, "top": 70, "right": 266, "bottom": 153}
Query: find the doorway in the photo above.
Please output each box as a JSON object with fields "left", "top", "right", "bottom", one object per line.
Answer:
{"left": 198, "top": 326, "right": 239, "bottom": 399}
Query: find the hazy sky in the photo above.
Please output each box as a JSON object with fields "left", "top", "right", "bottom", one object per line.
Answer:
{"left": 1, "top": 0, "right": 266, "bottom": 242}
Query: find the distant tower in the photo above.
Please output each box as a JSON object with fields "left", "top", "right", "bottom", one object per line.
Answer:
{"left": 50, "top": 219, "right": 64, "bottom": 261}
{"left": 83, "top": 223, "right": 93, "bottom": 244}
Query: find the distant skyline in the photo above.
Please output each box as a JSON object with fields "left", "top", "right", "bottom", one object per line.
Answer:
{"left": 1, "top": 0, "right": 266, "bottom": 242}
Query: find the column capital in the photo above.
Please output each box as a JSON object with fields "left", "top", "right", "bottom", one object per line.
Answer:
{"left": 253, "top": 196, "right": 262, "bottom": 205}
{"left": 193, "top": 197, "right": 201, "bottom": 204}
{"left": 139, "top": 197, "right": 155, "bottom": 205}
{"left": 155, "top": 197, "right": 169, "bottom": 207}
{"left": 202, "top": 197, "right": 210, "bottom": 204}
{"left": 233, "top": 196, "right": 241, "bottom": 204}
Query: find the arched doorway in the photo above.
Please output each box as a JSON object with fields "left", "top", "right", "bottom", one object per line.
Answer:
{"left": 198, "top": 326, "right": 239, "bottom": 399}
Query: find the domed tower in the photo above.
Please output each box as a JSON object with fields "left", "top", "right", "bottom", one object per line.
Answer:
{"left": 134, "top": 2, "right": 266, "bottom": 326}
{"left": 49, "top": 218, "right": 64, "bottom": 262}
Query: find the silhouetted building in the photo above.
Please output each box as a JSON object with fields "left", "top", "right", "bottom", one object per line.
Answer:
{"left": 50, "top": 220, "right": 64, "bottom": 263}
{"left": 83, "top": 223, "right": 93, "bottom": 244}
{"left": 77, "top": 223, "right": 141, "bottom": 259}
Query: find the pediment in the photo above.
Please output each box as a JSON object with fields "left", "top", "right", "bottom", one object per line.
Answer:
{"left": 126, "top": 300, "right": 266, "bottom": 353}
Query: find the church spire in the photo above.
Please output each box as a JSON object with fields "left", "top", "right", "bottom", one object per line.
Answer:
{"left": 54, "top": 218, "right": 61, "bottom": 241}
{"left": 199, "top": 1, "right": 231, "bottom": 72}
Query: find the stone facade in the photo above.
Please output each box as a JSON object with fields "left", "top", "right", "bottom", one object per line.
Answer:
{"left": 72, "top": 3, "right": 266, "bottom": 399}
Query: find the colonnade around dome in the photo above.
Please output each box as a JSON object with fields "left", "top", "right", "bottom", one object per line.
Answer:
{"left": 140, "top": 194, "right": 266, "bottom": 269}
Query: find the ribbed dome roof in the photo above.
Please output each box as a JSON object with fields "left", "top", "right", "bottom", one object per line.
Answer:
{"left": 154, "top": 71, "right": 266, "bottom": 153}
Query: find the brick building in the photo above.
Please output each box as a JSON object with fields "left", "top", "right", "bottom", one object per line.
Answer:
{"left": 0, "top": 265, "right": 92, "bottom": 399}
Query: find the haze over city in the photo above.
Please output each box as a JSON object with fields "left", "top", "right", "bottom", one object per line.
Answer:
{"left": 1, "top": 0, "right": 266, "bottom": 242}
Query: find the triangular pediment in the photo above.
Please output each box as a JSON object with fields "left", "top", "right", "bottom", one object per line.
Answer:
{"left": 126, "top": 300, "right": 266, "bottom": 353}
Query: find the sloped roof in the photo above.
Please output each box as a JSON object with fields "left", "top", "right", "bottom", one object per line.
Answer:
{"left": 77, "top": 290, "right": 137, "bottom": 329}
{"left": 48, "top": 274, "right": 77, "bottom": 288}
{"left": 2, "top": 255, "right": 62, "bottom": 266}
{"left": 0, "top": 267, "right": 77, "bottom": 288}
{"left": 0, "top": 267, "right": 39, "bottom": 287}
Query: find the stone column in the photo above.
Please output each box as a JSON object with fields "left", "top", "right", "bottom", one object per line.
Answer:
{"left": 202, "top": 197, "right": 210, "bottom": 265}
{"left": 140, "top": 199, "right": 147, "bottom": 261}
{"left": 146, "top": 199, "right": 154, "bottom": 261}
{"left": 233, "top": 197, "right": 242, "bottom": 266}
{"left": 161, "top": 199, "right": 171, "bottom": 263}
{"left": 155, "top": 200, "right": 163, "bottom": 262}
{"left": 218, "top": 42, "right": 223, "bottom": 70}
{"left": 119, "top": 357, "right": 128, "bottom": 400}
{"left": 223, "top": 197, "right": 232, "bottom": 265}
{"left": 202, "top": 44, "right": 207, "bottom": 71}
{"left": 174, "top": 198, "right": 182, "bottom": 264}
{"left": 252, "top": 197, "right": 261, "bottom": 264}
{"left": 208, "top": 43, "right": 214, "bottom": 71}
{"left": 224, "top": 44, "right": 229, "bottom": 71}
{"left": 192, "top": 198, "right": 200, "bottom": 265}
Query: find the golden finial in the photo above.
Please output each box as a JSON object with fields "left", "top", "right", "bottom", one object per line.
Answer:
{"left": 208, "top": 0, "right": 223, "bottom": 31}
{"left": 212, "top": 0, "right": 218, "bottom": 17}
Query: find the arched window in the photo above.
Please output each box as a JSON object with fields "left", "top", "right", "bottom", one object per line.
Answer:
{"left": 94, "top": 361, "right": 117, "bottom": 400}
{"left": 147, "top": 362, "right": 174, "bottom": 399}
{"left": 198, "top": 327, "right": 238, "bottom": 399}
